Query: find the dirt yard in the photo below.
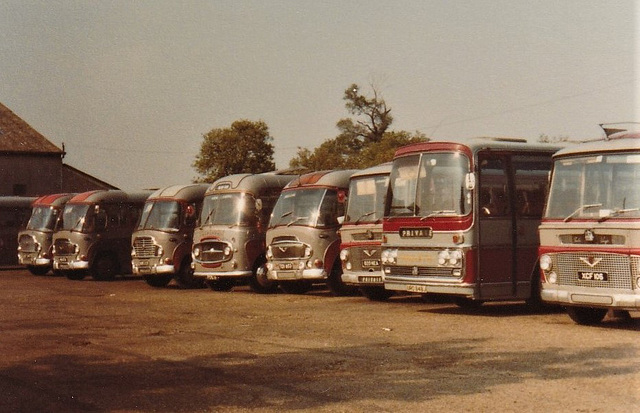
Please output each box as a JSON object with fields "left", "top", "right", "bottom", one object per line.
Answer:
{"left": 0, "top": 268, "right": 638, "bottom": 412}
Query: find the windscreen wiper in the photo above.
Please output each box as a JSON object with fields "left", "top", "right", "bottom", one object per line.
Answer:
{"left": 563, "top": 203, "right": 602, "bottom": 222}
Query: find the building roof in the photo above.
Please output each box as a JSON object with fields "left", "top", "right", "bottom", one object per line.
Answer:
{"left": 0, "top": 102, "right": 64, "bottom": 155}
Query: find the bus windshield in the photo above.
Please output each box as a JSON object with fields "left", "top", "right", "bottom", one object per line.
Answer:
{"left": 138, "top": 200, "right": 181, "bottom": 232}
{"left": 545, "top": 153, "right": 640, "bottom": 220}
{"left": 345, "top": 175, "right": 388, "bottom": 223}
{"left": 26, "top": 206, "right": 60, "bottom": 231}
{"left": 386, "top": 152, "right": 472, "bottom": 217}
{"left": 201, "top": 193, "right": 257, "bottom": 227}
{"left": 61, "top": 204, "right": 92, "bottom": 232}
{"left": 269, "top": 188, "right": 342, "bottom": 228}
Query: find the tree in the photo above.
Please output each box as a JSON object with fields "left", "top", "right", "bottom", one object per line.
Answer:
{"left": 193, "top": 120, "right": 275, "bottom": 183}
{"left": 341, "top": 83, "right": 393, "bottom": 144}
{"left": 289, "top": 83, "right": 426, "bottom": 170}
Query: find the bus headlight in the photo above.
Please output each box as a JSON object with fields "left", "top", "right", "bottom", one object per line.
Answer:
{"left": 193, "top": 247, "right": 201, "bottom": 258}
{"left": 381, "top": 249, "right": 397, "bottom": 265}
{"left": 340, "top": 249, "right": 349, "bottom": 262}
{"left": 540, "top": 254, "right": 552, "bottom": 271}
{"left": 266, "top": 247, "right": 273, "bottom": 260}
{"left": 304, "top": 246, "right": 313, "bottom": 258}
{"left": 449, "top": 250, "right": 463, "bottom": 266}
{"left": 438, "top": 250, "right": 450, "bottom": 265}
{"left": 223, "top": 245, "right": 232, "bottom": 257}
{"left": 548, "top": 271, "right": 557, "bottom": 284}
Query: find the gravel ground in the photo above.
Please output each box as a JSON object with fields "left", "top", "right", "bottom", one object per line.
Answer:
{"left": 0, "top": 268, "right": 638, "bottom": 412}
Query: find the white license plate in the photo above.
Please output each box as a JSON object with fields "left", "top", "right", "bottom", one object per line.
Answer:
{"left": 406, "top": 284, "right": 429, "bottom": 293}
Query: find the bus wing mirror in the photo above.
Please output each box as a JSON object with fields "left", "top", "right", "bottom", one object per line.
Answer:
{"left": 255, "top": 199, "right": 263, "bottom": 212}
{"left": 465, "top": 173, "right": 476, "bottom": 190}
{"left": 337, "top": 216, "right": 344, "bottom": 225}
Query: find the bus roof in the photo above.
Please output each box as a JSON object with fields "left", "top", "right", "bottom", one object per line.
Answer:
{"left": 284, "top": 170, "right": 358, "bottom": 190}
{"left": 394, "top": 138, "right": 563, "bottom": 158}
{"left": 207, "top": 173, "right": 296, "bottom": 195}
{"left": 68, "top": 190, "right": 152, "bottom": 204}
{"left": 0, "top": 196, "right": 37, "bottom": 208}
{"left": 32, "top": 193, "right": 75, "bottom": 207}
{"left": 553, "top": 134, "right": 640, "bottom": 158}
{"left": 147, "top": 184, "right": 209, "bottom": 202}
{"left": 349, "top": 162, "right": 392, "bottom": 180}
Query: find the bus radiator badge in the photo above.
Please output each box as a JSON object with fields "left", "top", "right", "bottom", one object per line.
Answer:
{"left": 584, "top": 229, "right": 595, "bottom": 243}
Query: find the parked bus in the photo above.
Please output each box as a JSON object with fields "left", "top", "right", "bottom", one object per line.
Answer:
{"left": 131, "top": 184, "right": 209, "bottom": 288}
{"left": 266, "top": 170, "right": 358, "bottom": 295}
{"left": 53, "top": 190, "right": 151, "bottom": 281}
{"left": 192, "top": 173, "right": 295, "bottom": 293}
{"left": 17, "top": 193, "right": 75, "bottom": 275}
{"left": 339, "top": 163, "right": 392, "bottom": 300}
{"left": 0, "top": 196, "right": 35, "bottom": 267}
{"left": 382, "top": 138, "right": 561, "bottom": 307}
{"left": 539, "top": 131, "right": 640, "bottom": 324}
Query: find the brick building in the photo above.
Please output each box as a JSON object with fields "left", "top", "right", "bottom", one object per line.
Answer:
{"left": 0, "top": 102, "right": 117, "bottom": 196}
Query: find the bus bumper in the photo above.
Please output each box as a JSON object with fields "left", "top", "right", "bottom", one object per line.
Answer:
{"left": 342, "top": 270, "right": 383, "bottom": 286}
{"left": 541, "top": 286, "right": 640, "bottom": 310}
{"left": 193, "top": 270, "right": 252, "bottom": 280}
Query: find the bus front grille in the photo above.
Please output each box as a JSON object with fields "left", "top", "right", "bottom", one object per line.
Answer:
{"left": 18, "top": 234, "right": 38, "bottom": 252}
{"left": 386, "top": 266, "right": 458, "bottom": 279}
{"left": 554, "top": 253, "right": 636, "bottom": 290}
{"left": 133, "top": 237, "right": 157, "bottom": 258}
{"left": 54, "top": 239, "right": 76, "bottom": 255}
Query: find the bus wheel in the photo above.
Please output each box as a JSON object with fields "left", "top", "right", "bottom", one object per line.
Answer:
{"left": 327, "top": 262, "right": 358, "bottom": 296}
{"left": 64, "top": 270, "right": 86, "bottom": 280}
{"left": 27, "top": 265, "right": 50, "bottom": 276}
{"left": 176, "top": 258, "right": 204, "bottom": 289}
{"left": 453, "top": 297, "right": 483, "bottom": 309}
{"left": 360, "top": 286, "right": 393, "bottom": 301}
{"left": 144, "top": 274, "right": 172, "bottom": 288}
{"left": 249, "top": 258, "right": 278, "bottom": 294}
{"left": 279, "top": 280, "right": 311, "bottom": 294}
{"left": 206, "top": 279, "right": 234, "bottom": 292}
{"left": 91, "top": 255, "right": 118, "bottom": 281}
{"left": 566, "top": 307, "right": 607, "bottom": 325}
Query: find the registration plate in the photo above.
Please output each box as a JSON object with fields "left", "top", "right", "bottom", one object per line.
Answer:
{"left": 578, "top": 271, "right": 608, "bottom": 281}
{"left": 59, "top": 257, "right": 68, "bottom": 263}
{"left": 279, "top": 262, "right": 294, "bottom": 270}
{"left": 406, "top": 284, "right": 429, "bottom": 293}
{"left": 362, "top": 259, "right": 380, "bottom": 267}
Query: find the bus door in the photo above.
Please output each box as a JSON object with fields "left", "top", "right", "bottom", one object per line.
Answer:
{"left": 477, "top": 153, "right": 514, "bottom": 298}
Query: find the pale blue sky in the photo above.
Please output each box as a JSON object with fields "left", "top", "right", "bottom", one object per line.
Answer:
{"left": 1, "top": 1, "right": 637, "bottom": 189}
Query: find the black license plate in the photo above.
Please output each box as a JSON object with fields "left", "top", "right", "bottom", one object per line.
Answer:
{"left": 578, "top": 271, "right": 608, "bottom": 281}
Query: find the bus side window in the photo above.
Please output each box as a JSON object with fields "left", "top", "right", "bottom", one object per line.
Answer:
{"left": 479, "top": 156, "right": 509, "bottom": 217}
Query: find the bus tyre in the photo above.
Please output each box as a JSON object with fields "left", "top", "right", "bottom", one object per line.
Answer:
{"left": 144, "top": 274, "right": 172, "bottom": 288}
{"left": 327, "top": 262, "right": 358, "bottom": 296}
{"left": 566, "top": 307, "right": 607, "bottom": 325}
{"left": 206, "top": 279, "right": 234, "bottom": 292}
{"left": 91, "top": 255, "right": 118, "bottom": 281}
{"left": 360, "top": 286, "right": 393, "bottom": 301}
{"left": 27, "top": 265, "right": 50, "bottom": 276}
{"left": 249, "top": 259, "right": 278, "bottom": 294}
{"left": 175, "top": 258, "right": 204, "bottom": 289}
{"left": 278, "top": 280, "right": 311, "bottom": 295}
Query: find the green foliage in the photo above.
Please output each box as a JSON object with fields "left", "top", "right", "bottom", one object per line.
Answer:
{"left": 193, "top": 120, "right": 275, "bottom": 183}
